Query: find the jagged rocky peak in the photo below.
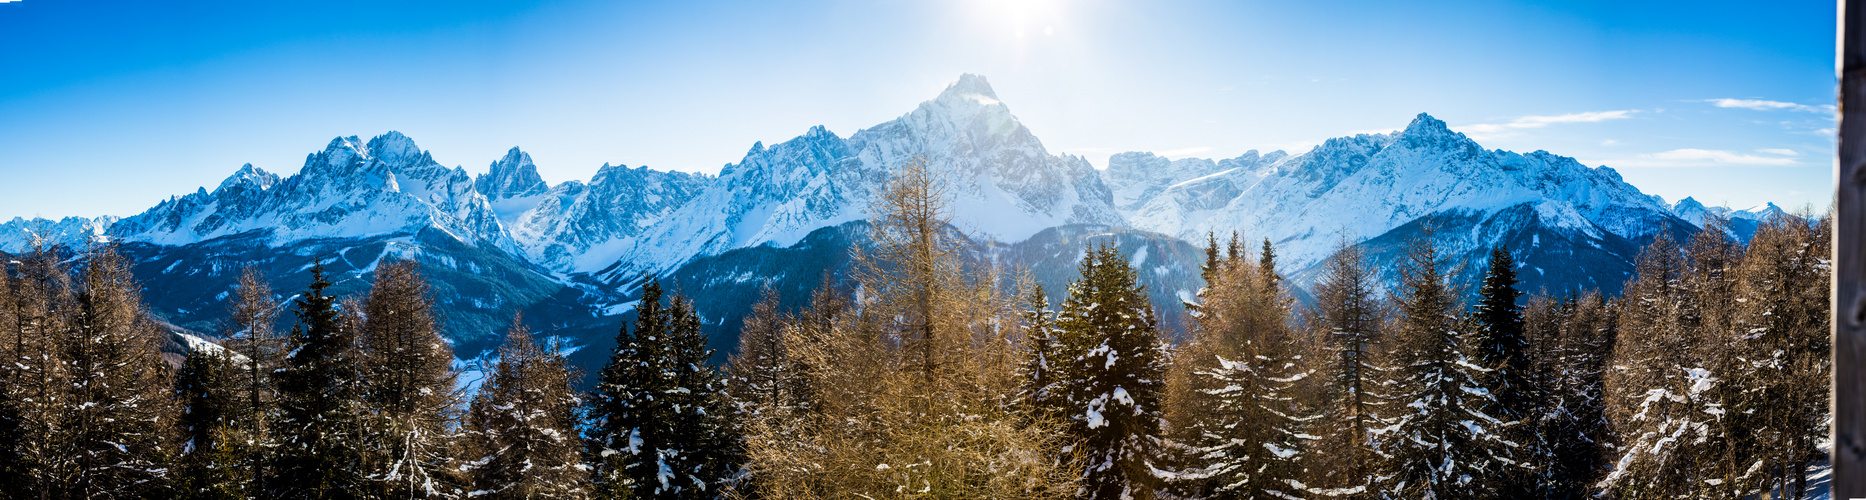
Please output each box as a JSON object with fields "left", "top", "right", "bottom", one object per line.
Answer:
{"left": 366, "top": 131, "right": 426, "bottom": 168}
{"left": 217, "top": 163, "right": 279, "bottom": 193}
{"left": 1396, "top": 112, "right": 1463, "bottom": 143}
{"left": 940, "top": 73, "right": 999, "bottom": 101}
{"left": 908, "top": 73, "right": 1021, "bottom": 139}
{"left": 476, "top": 147, "right": 549, "bottom": 200}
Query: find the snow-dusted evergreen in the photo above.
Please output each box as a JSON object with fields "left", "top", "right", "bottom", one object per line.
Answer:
{"left": 1380, "top": 236, "right": 1515, "bottom": 498}
{"left": 462, "top": 315, "right": 592, "bottom": 499}
{"left": 1167, "top": 235, "right": 1314, "bottom": 498}
{"left": 356, "top": 260, "right": 462, "bottom": 498}
{"left": 587, "top": 280, "right": 739, "bottom": 499}
{"left": 1055, "top": 244, "right": 1170, "bottom": 500}
{"left": 268, "top": 263, "right": 369, "bottom": 497}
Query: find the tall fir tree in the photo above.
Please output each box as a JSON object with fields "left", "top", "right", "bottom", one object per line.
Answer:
{"left": 1382, "top": 236, "right": 1510, "bottom": 499}
{"left": 55, "top": 245, "right": 179, "bottom": 498}
{"left": 0, "top": 252, "right": 25, "bottom": 497}
{"left": 174, "top": 347, "right": 244, "bottom": 500}
{"left": 1056, "top": 243, "right": 1169, "bottom": 500}
{"left": 1728, "top": 214, "right": 1831, "bottom": 497}
{"left": 1305, "top": 242, "right": 1390, "bottom": 498}
{"left": 1167, "top": 235, "right": 1312, "bottom": 499}
{"left": 1, "top": 243, "right": 73, "bottom": 499}
{"left": 268, "top": 262, "right": 367, "bottom": 500}
{"left": 1017, "top": 284, "right": 1067, "bottom": 421}
{"left": 1602, "top": 229, "right": 1742, "bottom": 498}
{"left": 1523, "top": 291, "right": 1615, "bottom": 498}
{"left": 728, "top": 285, "right": 802, "bottom": 421}
{"left": 589, "top": 280, "right": 740, "bottom": 499}
{"left": 1471, "top": 247, "right": 1533, "bottom": 496}
{"left": 224, "top": 266, "right": 283, "bottom": 493}
{"left": 357, "top": 259, "right": 461, "bottom": 498}
{"left": 463, "top": 314, "right": 592, "bottom": 499}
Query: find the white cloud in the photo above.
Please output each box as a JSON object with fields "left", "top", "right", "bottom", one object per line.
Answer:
{"left": 1456, "top": 110, "right": 1635, "bottom": 139}
{"left": 1614, "top": 148, "right": 1801, "bottom": 167}
{"left": 1601, "top": 139, "right": 1619, "bottom": 146}
{"left": 1757, "top": 148, "right": 1799, "bottom": 156}
{"left": 1706, "top": 98, "right": 1835, "bottom": 114}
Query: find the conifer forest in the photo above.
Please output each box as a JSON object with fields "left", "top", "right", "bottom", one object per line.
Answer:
{"left": 0, "top": 158, "right": 1836, "bottom": 499}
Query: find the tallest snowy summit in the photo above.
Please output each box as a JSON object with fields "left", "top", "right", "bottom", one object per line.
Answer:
{"left": 940, "top": 73, "right": 1000, "bottom": 102}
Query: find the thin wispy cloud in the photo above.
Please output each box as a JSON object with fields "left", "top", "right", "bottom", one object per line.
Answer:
{"left": 1613, "top": 148, "right": 1801, "bottom": 167}
{"left": 1705, "top": 98, "right": 1835, "bottom": 114}
{"left": 1757, "top": 148, "right": 1799, "bottom": 156}
{"left": 1456, "top": 110, "right": 1635, "bottom": 139}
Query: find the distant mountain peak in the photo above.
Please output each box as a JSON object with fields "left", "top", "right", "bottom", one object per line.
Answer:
{"left": 216, "top": 163, "right": 279, "bottom": 193}
{"left": 940, "top": 73, "right": 999, "bottom": 102}
{"left": 365, "top": 131, "right": 426, "bottom": 168}
{"left": 1398, "top": 112, "right": 1463, "bottom": 143}
{"left": 476, "top": 147, "right": 548, "bottom": 200}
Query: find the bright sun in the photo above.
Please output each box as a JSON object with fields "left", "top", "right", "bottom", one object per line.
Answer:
{"left": 968, "top": 0, "right": 1069, "bottom": 39}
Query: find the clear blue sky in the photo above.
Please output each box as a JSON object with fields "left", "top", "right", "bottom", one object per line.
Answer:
{"left": 0, "top": 0, "right": 1835, "bottom": 219}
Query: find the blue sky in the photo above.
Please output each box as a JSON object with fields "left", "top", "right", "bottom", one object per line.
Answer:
{"left": 0, "top": 0, "right": 1835, "bottom": 219}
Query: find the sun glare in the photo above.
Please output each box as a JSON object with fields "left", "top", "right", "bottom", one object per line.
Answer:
{"left": 968, "top": 0, "right": 1069, "bottom": 40}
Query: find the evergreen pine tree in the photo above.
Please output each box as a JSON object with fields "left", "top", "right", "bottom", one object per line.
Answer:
{"left": 589, "top": 280, "right": 740, "bottom": 499}
{"left": 356, "top": 259, "right": 461, "bottom": 498}
{"left": 1471, "top": 247, "right": 1533, "bottom": 496}
{"left": 664, "top": 295, "right": 742, "bottom": 495}
{"left": 268, "top": 262, "right": 367, "bottom": 499}
{"left": 1056, "top": 243, "right": 1169, "bottom": 500}
{"left": 1382, "top": 236, "right": 1508, "bottom": 498}
{"left": 1017, "top": 284, "right": 1067, "bottom": 421}
{"left": 1524, "top": 291, "right": 1615, "bottom": 498}
{"left": 463, "top": 314, "right": 592, "bottom": 499}
{"left": 175, "top": 348, "right": 244, "bottom": 500}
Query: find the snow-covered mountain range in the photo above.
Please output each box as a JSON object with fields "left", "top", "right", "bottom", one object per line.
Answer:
{"left": 0, "top": 74, "right": 1773, "bottom": 360}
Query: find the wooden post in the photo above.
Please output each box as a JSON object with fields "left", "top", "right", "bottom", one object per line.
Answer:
{"left": 1838, "top": 0, "right": 1866, "bottom": 496}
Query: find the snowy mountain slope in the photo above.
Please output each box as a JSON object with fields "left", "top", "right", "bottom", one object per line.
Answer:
{"left": 1285, "top": 201, "right": 1655, "bottom": 298}
{"left": 1111, "top": 113, "right": 1693, "bottom": 276}
{"left": 1665, "top": 196, "right": 1793, "bottom": 243}
{"left": 106, "top": 132, "right": 519, "bottom": 253}
{"left": 109, "top": 227, "right": 596, "bottom": 357}
{"left": 594, "top": 73, "right": 1125, "bottom": 282}
{"left": 473, "top": 148, "right": 710, "bottom": 272}
{"left": 0, "top": 215, "right": 116, "bottom": 253}
{"left": 1104, "top": 150, "right": 1285, "bottom": 211}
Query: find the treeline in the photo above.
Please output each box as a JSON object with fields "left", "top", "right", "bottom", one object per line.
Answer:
{"left": 0, "top": 157, "right": 1833, "bottom": 499}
